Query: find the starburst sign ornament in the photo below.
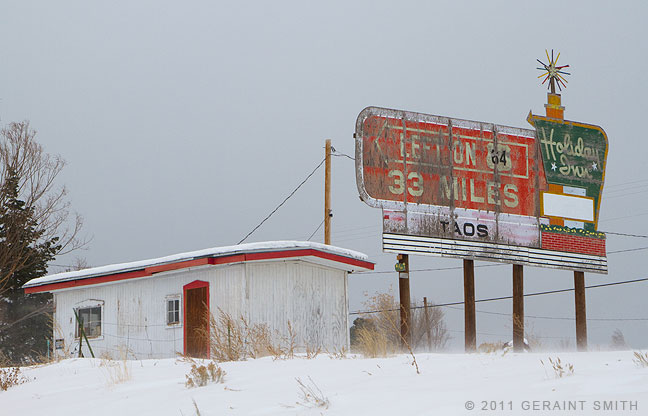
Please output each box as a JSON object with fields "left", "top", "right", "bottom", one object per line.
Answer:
{"left": 537, "top": 49, "right": 571, "bottom": 93}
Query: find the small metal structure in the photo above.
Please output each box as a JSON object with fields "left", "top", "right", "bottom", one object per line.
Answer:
{"left": 24, "top": 242, "right": 374, "bottom": 359}
{"left": 537, "top": 49, "right": 571, "bottom": 93}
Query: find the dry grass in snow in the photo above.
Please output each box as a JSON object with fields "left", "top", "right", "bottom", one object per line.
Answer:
{"left": 2, "top": 351, "right": 647, "bottom": 415}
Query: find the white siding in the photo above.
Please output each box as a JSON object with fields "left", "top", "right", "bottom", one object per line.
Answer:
{"left": 245, "top": 261, "right": 348, "bottom": 350}
{"left": 52, "top": 260, "right": 348, "bottom": 359}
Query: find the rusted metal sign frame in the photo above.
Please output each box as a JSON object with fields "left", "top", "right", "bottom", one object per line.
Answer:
{"left": 354, "top": 106, "right": 607, "bottom": 273}
{"left": 355, "top": 106, "right": 539, "bottom": 212}
{"left": 355, "top": 106, "right": 545, "bottom": 247}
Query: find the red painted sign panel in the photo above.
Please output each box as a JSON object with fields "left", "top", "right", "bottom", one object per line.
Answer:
{"left": 360, "top": 111, "right": 547, "bottom": 216}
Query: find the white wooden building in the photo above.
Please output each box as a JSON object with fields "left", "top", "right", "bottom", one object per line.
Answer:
{"left": 23, "top": 241, "right": 373, "bottom": 359}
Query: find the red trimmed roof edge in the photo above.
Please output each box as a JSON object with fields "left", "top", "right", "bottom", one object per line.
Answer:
{"left": 25, "top": 248, "right": 374, "bottom": 294}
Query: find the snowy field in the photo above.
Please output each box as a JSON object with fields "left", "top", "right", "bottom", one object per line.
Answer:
{"left": 3, "top": 351, "right": 647, "bottom": 415}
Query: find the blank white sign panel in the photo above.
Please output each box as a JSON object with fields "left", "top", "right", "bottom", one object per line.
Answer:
{"left": 543, "top": 193, "right": 594, "bottom": 222}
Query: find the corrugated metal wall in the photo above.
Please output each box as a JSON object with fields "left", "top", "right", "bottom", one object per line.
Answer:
{"left": 246, "top": 261, "right": 348, "bottom": 350}
{"left": 52, "top": 260, "right": 348, "bottom": 359}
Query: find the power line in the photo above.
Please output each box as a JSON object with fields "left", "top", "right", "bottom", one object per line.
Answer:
{"left": 327, "top": 225, "right": 376, "bottom": 236}
{"left": 50, "top": 263, "right": 82, "bottom": 269}
{"left": 601, "top": 230, "right": 648, "bottom": 239}
{"left": 349, "top": 276, "right": 648, "bottom": 317}
{"left": 443, "top": 324, "right": 574, "bottom": 339}
{"left": 331, "top": 148, "right": 355, "bottom": 161}
{"left": 608, "top": 246, "right": 648, "bottom": 254}
{"left": 307, "top": 219, "right": 325, "bottom": 241}
{"left": 599, "top": 211, "right": 648, "bottom": 223}
{"left": 237, "top": 158, "right": 326, "bottom": 244}
{"left": 444, "top": 304, "right": 648, "bottom": 322}
{"left": 604, "top": 177, "right": 648, "bottom": 189}
{"left": 356, "top": 263, "right": 504, "bottom": 275}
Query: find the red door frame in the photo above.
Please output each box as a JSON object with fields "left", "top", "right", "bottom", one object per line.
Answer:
{"left": 183, "top": 280, "right": 210, "bottom": 358}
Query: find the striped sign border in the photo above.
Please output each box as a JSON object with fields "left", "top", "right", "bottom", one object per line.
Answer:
{"left": 383, "top": 233, "right": 607, "bottom": 274}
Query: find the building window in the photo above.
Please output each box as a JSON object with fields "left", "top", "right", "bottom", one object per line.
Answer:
{"left": 167, "top": 298, "right": 180, "bottom": 325}
{"left": 75, "top": 306, "right": 102, "bottom": 338}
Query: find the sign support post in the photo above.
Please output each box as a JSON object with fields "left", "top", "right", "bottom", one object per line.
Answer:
{"left": 463, "top": 259, "right": 476, "bottom": 352}
{"left": 540, "top": 82, "right": 590, "bottom": 352}
{"left": 574, "top": 271, "right": 588, "bottom": 351}
{"left": 512, "top": 264, "right": 524, "bottom": 352}
{"left": 397, "top": 254, "right": 411, "bottom": 348}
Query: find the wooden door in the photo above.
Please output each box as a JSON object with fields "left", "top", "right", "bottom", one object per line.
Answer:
{"left": 183, "top": 281, "right": 209, "bottom": 358}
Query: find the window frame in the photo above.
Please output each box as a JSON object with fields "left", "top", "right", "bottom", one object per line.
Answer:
{"left": 74, "top": 304, "right": 103, "bottom": 339}
{"left": 166, "top": 295, "right": 182, "bottom": 327}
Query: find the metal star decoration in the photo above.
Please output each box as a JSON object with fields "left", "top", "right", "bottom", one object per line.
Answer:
{"left": 537, "top": 49, "right": 570, "bottom": 93}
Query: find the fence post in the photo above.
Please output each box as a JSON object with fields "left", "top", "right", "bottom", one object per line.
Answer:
{"left": 73, "top": 309, "right": 95, "bottom": 358}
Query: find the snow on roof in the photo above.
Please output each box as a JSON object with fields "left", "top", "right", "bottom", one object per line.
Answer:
{"left": 23, "top": 241, "right": 372, "bottom": 289}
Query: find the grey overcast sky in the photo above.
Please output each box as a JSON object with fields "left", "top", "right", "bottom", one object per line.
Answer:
{"left": 2, "top": 0, "right": 647, "bottom": 349}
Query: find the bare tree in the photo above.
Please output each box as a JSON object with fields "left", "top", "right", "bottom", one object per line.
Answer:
{"left": 410, "top": 300, "right": 450, "bottom": 351}
{"left": 357, "top": 291, "right": 450, "bottom": 352}
{"left": 0, "top": 121, "right": 88, "bottom": 292}
{"left": 610, "top": 329, "right": 627, "bottom": 350}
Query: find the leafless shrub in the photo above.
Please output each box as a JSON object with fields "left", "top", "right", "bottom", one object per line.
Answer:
{"left": 296, "top": 377, "right": 329, "bottom": 409}
{"left": 478, "top": 342, "right": 505, "bottom": 354}
{"left": 558, "top": 338, "right": 573, "bottom": 352}
{"left": 541, "top": 356, "right": 574, "bottom": 378}
{"left": 305, "top": 344, "right": 321, "bottom": 359}
{"left": 633, "top": 351, "right": 648, "bottom": 368}
{"left": 191, "top": 399, "right": 203, "bottom": 416}
{"left": 610, "top": 329, "right": 627, "bottom": 350}
{"left": 352, "top": 291, "right": 452, "bottom": 373}
{"left": 50, "top": 319, "right": 72, "bottom": 361}
{"left": 0, "top": 351, "right": 11, "bottom": 367}
{"left": 0, "top": 367, "right": 28, "bottom": 391}
{"left": 283, "top": 322, "right": 297, "bottom": 359}
{"left": 100, "top": 345, "right": 131, "bottom": 385}
{"left": 352, "top": 291, "right": 449, "bottom": 354}
{"left": 206, "top": 310, "right": 248, "bottom": 361}
{"left": 204, "top": 309, "right": 273, "bottom": 361}
{"left": 355, "top": 292, "right": 419, "bottom": 372}
{"left": 411, "top": 301, "right": 451, "bottom": 352}
{"left": 509, "top": 315, "right": 540, "bottom": 351}
{"left": 204, "top": 309, "right": 302, "bottom": 362}
{"left": 185, "top": 362, "right": 226, "bottom": 388}
{"left": 327, "top": 346, "right": 347, "bottom": 360}
{"left": 355, "top": 325, "right": 396, "bottom": 358}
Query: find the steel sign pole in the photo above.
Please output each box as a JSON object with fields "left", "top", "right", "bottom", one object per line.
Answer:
{"left": 463, "top": 259, "right": 476, "bottom": 352}
{"left": 512, "top": 265, "right": 524, "bottom": 352}
{"left": 574, "top": 271, "right": 588, "bottom": 351}
{"left": 397, "top": 254, "right": 411, "bottom": 348}
{"left": 324, "top": 139, "right": 332, "bottom": 245}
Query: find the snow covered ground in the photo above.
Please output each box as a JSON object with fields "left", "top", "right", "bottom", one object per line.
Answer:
{"left": 3, "top": 351, "right": 647, "bottom": 415}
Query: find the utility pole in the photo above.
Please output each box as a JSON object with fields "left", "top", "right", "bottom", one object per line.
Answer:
{"left": 463, "top": 259, "right": 476, "bottom": 352}
{"left": 512, "top": 264, "right": 524, "bottom": 352}
{"left": 574, "top": 271, "right": 587, "bottom": 351}
{"left": 397, "top": 254, "right": 411, "bottom": 348}
{"left": 424, "top": 297, "right": 432, "bottom": 351}
{"left": 324, "top": 139, "right": 332, "bottom": 245}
